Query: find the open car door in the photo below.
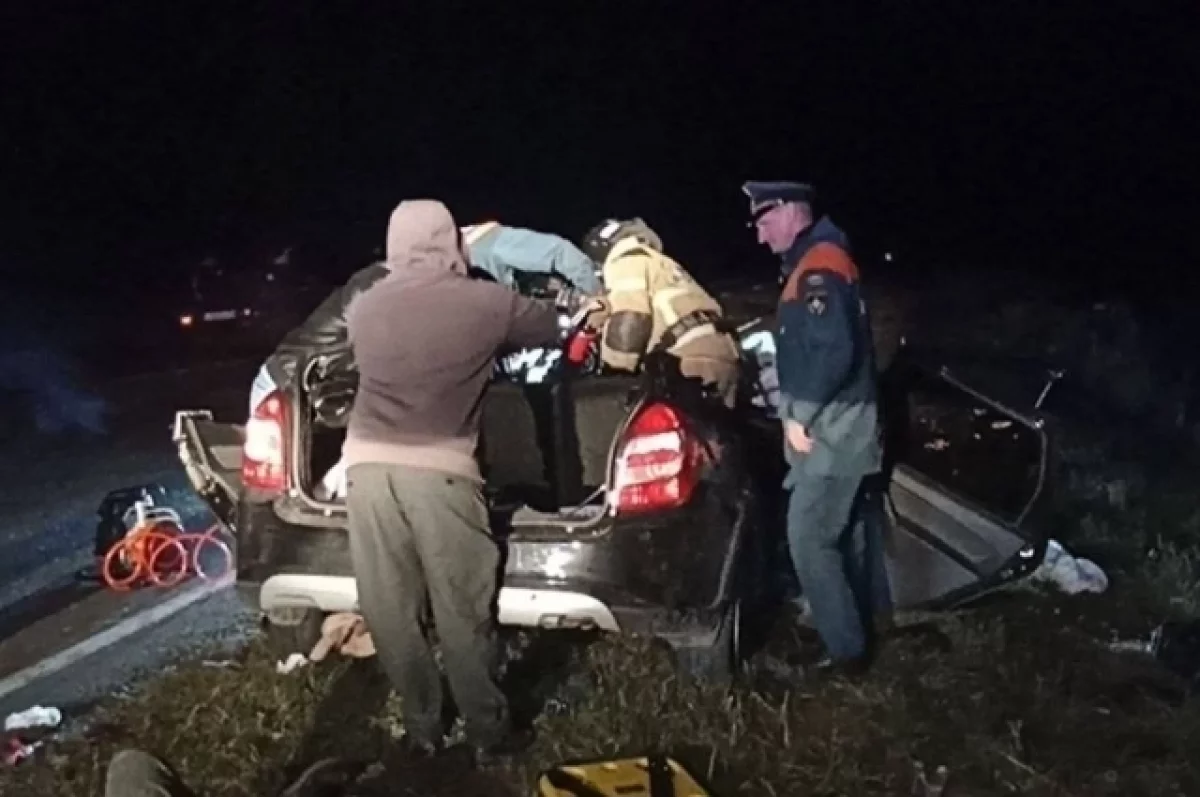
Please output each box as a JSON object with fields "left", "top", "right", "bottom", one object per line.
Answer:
{"left": 880, "top": 351, "right": 1050, "bottom": 610}
{"left": 738, "top": 328, "right": 1051, "bottom": 612}
{"left": 172, "top": 410, "right": 244, "bottom": 530}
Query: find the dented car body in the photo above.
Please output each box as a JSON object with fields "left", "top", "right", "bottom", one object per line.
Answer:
{"left": 174, "top": 307, "right": 1051, "bottom": 680}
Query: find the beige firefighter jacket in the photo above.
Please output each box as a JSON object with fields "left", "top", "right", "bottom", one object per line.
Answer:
{"left": 592, "top": 237, "right": 739, "bottom": 378}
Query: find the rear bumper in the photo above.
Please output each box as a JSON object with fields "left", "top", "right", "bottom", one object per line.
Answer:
{"left": 234, "top": 487, "right": 755, "bottom": 634}
{"left": 258, "top": 574, "right": 621, "bottom": 632}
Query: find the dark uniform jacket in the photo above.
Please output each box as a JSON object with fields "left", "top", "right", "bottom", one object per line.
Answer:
{"left": 776, "top": 217, "right": 882, "bottom": 482}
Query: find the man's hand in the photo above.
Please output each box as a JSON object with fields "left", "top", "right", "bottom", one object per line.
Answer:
{"left": 785, "top": 420, "right": 813, "bottom": 454}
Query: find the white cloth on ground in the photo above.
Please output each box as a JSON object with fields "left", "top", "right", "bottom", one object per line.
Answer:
{"left": 1030, "top": 539, "right": 1109, "bottom": 594}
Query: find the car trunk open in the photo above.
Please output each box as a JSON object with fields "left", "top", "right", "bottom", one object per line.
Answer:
{"left": 303, "top": 373, "right": 644, "bottom": 519}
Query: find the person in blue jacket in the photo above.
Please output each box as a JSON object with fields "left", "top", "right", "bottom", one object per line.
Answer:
{"left": 461, "top": 221, "right": 602, "bottom": 295}
{"left": 460, "top": 221, "right": 603, "bottom": 385}
{"left": 743, "top": 179, "right": 892, "bottom": 675}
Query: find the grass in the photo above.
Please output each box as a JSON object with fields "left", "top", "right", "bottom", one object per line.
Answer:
{"left": 1, "top": 580, "right": 1197, "bottom": 796}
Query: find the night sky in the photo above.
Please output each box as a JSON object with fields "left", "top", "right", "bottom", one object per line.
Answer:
{"left": 3, "top": 2, "right": 1196, "bottom": 297}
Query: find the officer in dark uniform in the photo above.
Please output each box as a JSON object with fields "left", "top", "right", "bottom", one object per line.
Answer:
{"left": 743, "top": 180, "right": 892, "bottom": 674}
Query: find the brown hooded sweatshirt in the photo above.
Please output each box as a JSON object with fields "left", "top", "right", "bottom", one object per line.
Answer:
{"left": 342, "top": 199, "right": 561, "bottom": 480}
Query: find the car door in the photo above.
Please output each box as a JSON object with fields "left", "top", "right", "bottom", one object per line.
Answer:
{"left": 880, "top": 350, "right": 1051, "bottom": 610}
{"left": 737, "top": 327, "right": 1051, "bottom": 611}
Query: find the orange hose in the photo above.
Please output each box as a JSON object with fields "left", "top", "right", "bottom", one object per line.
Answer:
{"left": 102, "top": 518, "right": 235, "bottom": 592}
{"left": 101, "top": 525, "right": 186, "bottom": 591}
{"left": 145, "top": 524, "right": 232, "bottom": 585}
{"left": 146, "top": 532, "right": 190, "bottom": 587}
{"left": 189, "top": 524, "right": 234, "bottom": 581}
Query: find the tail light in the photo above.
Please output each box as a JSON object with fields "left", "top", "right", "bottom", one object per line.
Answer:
{"left": 243, "top": 390, "right": 288, "bottom": 492}
{"left": 612, "top": 402, "right": 703, "bottom": 514}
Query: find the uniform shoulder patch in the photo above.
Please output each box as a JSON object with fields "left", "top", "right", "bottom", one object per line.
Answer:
{"left": 805, "top": 289, "right": 828, "bottom": 316}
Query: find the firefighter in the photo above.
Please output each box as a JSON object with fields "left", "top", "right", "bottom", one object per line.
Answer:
{"left": 579, "top": 218, "right": 740, "bottom": 408}
{"left": 743, "top": 180, "right": 891, "bottom": 675}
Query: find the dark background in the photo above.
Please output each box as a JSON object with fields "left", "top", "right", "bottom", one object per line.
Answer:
{"left": 2, "top": 1, "right": 1196, "bottom": 302}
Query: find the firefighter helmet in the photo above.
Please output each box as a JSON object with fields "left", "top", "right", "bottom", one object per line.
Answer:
{"left": 580, "top": 217, "right": 663, "bottom": 264}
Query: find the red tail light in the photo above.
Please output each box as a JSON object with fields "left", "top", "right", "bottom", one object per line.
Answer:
{"left": 243, "top": 390, "right": 289, "bottom": 492}
{"left": 612, "top": 402, "right": 703, "bottom": 514}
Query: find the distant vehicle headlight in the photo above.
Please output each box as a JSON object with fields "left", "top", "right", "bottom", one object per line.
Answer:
{"left": 180, "top": 314, "right": 194, "bottom": 327}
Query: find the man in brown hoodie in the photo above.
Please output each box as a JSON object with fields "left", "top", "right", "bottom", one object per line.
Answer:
{"left": 343, "top": 199, "right": 561, "bottom": 761}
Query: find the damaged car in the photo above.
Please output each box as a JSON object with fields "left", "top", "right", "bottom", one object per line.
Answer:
{"left": 173, "top": 293, "right": 1053, "bottom": 681}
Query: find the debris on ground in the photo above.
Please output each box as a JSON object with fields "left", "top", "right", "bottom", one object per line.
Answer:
{"left": 276, "top": 652, "right": 309, "bottom": 675}
{"left": 3, "top": 706, "right": 63, "bottom": 768}
{"left": 309, "top": 612, "right": 375, "bottom": 662}
{"left": 1109, "top": 619, "right": 1200, "bottom": 682}
{"left": 1031, "top": 538, "right": 1109, "bottom": 594}
{"left": 275, "top": 612, "right": 377, "bottom": 674}
{"left": 2, "top": 736, "right": 41, "bottom": 767}
{"left": 4, "top": 706, "right": 62, "bottom": 733}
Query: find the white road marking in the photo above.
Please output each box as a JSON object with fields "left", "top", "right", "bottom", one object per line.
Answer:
{"left": 0, "top": 573, "right": 234, "bottom": 704}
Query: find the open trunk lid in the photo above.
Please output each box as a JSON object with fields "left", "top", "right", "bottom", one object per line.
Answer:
{"left": 173, "top": 410, "right": 244, "bottom": 529}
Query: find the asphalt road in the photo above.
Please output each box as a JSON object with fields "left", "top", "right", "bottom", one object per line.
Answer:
{"left": 0, "top": 586, "right": 258, "bottom": 724}
{"left": 0, "top": 353, "right": 264, "bottom": 723}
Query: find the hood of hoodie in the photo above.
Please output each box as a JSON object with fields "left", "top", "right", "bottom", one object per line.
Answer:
{"left": 779, "top": 215, "right": 851, "bottom": 280}
{"left": 385, "top": 199, "right": 468, "bottom": 276}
